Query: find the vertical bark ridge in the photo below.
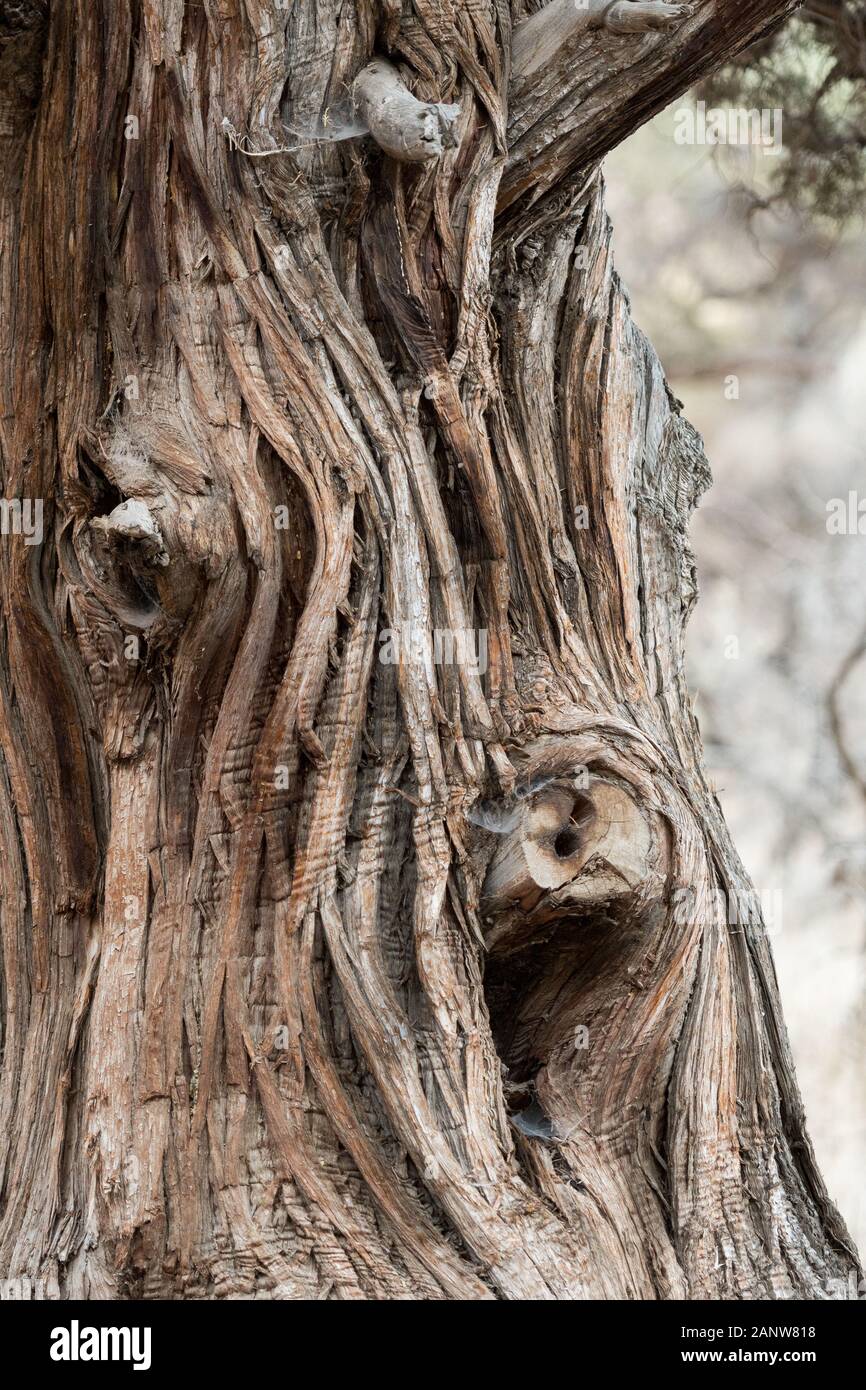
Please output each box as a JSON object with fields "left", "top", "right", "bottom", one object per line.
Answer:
{"left": 0, "top": 0, "right": 858, "bottom": 1299}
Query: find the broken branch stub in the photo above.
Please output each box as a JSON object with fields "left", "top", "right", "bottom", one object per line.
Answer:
{"left": 90, "top": 499, "right": 169, "bottom": 567}
{"left": 353, "top": 58, "right": 460, "bottom": 162}
{"left": 481, "top": 776, "right": 662, "bottom": 948}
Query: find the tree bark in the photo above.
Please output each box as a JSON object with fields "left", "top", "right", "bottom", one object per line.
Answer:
{"left": 0, "top": 0, "right": 859, "bottom": 1299}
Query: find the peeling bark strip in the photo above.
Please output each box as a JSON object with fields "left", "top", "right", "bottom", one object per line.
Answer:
{"left": 0, "top": 0, "right": 859, "bottom": 1300}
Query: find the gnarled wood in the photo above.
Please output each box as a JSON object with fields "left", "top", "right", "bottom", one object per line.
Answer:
{"left": 353, "top": 59, "right": 461, "bottom": 162}
{"left": 0, "top": 0, "right": 859, "bottom": 1301}
{"left": 513, "top": 0, "right": 691, "bottom": 80}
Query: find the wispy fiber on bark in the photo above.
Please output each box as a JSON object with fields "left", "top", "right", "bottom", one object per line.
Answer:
{"left": 0, "top": 0, "right": 858, "bottom": 1299}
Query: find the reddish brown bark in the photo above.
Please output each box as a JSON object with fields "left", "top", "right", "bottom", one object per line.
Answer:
{"left": 0, "top": 0, "right": 858, "bottom": 1299}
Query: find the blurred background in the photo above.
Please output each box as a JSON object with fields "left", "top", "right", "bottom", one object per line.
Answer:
{"left": 605, "top": 23, "right": 866, "bottom": 1257}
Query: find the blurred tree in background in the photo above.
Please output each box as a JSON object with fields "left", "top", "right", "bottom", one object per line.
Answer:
{"left": 703, "top": 2, "right": 866, "bottom": 222}
{"left": 607, "top": 5, "right": 866, "bottom": 1261}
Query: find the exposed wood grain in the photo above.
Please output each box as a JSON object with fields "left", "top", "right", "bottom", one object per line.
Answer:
{"left": 0, "top": 0, "right": 858, "bottom": 1300}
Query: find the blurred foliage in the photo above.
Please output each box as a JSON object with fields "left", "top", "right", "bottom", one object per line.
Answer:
{"left": 701, "top": 3, "right": 866, "bottom": 224}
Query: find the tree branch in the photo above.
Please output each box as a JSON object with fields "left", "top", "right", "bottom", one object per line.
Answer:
{"left": 353, "top": 58, "right": 460, "bottom": 162}
{"left": 513, "top": 0, "right": 691, "bottom": 80}
{"left": 828, "top": 625, "right": 866, "bottom": 807}
{"left": 502, "top": 0, "right": 801, "bottom": 214}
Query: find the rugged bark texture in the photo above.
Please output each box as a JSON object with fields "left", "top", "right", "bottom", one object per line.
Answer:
{"left": 0, "top": 0, "right": 860, "bottom": 1299}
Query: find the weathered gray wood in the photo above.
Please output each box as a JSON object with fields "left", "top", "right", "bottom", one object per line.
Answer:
{"left": 513, "top": 0, "right": 690, "bottom": 80}
{"left": 353, "top": 59, "right": 460, "bottom": 162}
{"left": 0, "top": 0, "right": 858, "bottom": 1301}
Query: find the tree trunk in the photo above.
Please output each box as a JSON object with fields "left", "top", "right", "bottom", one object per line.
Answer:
{"left": 0, "top": 0, "right": 859, "bottom": 1300}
